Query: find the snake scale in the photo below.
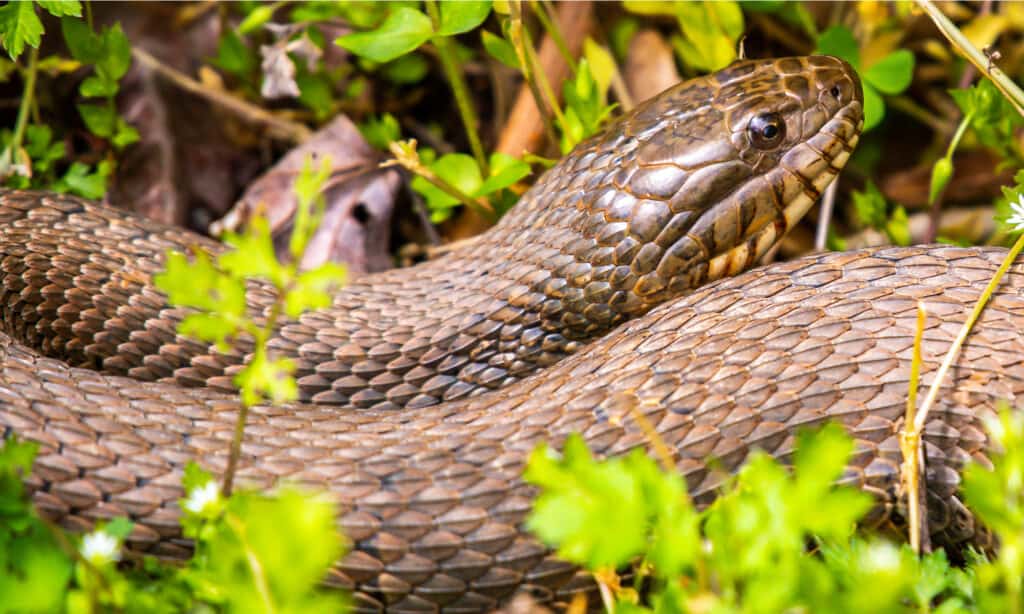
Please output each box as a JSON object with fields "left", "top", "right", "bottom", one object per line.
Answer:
{"left": 3, "top": 55, "right": 1023, "bottom": 611}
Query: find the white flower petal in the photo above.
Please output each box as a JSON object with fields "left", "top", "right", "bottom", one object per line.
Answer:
{"left": 184, "top": 480, "right": 221, "bottom": 514}
{"left": 81, "top": 530, "right": 120, "bottom": 565}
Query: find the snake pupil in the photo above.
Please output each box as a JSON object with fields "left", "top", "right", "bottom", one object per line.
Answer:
{"left": 748, "top": 112, "right": 785, "bottom": 149}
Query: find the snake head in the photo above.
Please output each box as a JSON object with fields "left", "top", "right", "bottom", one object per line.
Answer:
{"left": 511, "top": 55, "right": 864, "bottom": 328}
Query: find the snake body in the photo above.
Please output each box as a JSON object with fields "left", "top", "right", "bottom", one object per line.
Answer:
{"left": 4, "top": 56, "right": 1021, "bottom": 611}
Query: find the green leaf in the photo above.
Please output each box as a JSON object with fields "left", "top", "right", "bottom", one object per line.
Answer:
{"left": 436, "top": 0, "right": 490, "bottom": 36}
{"left": 481, "top": 30, "right": 519, "bottom": 69}
{"left": 77, "top": 103, "right": 115, "bottom": 137}
{"left": 187, "top": 487, "right": 346, "bottom": 612}
{"left": 622, "top": 1, "right": 680, "bottom": 16}
{"left": 851, "top": 180, "right": 887, "bottom": 228}
{"left": 215, "top": 29, "right": 255, "bottom": 77}
{"left": 863, "top": 49, "right": 914, "bottom": 95}
{"left": 238, "top": 4, "right": 275, "bottom": 35}
{"left": 929, "top": 156, "right": 953, "bottom": 205}
{"left": 234, "top": 351, "right": 298, "bottom": 406}
{"left": 0, "top": 436, "right": 38, "bottom": 474}
{"left": 103, "top": 517, "right": 134, "bottom": 540}
{"left": 221, "top": 218, "right": 286, "bottom": 286}
{"left": 95, "top": 23, "right": 132, "bottom": 82}
{"left": 885, "top": 205, "right": 911, "bottom": 246}
{"left": 0, "top": 1, "right": 42, "bottom": 60}
{"left": 671, "top": 1, "right": 742, "bottom": 72}
{"left": 793, "top": 422, "right": 854, "bottom": 496}
{"left": 37, "top": 1, "right": 82, "bottom": 17}
{"left": 112, "top": 117, "right": 140, "bottom": 149}
{"left": 58, "top": 161, "right": 109, "bottom": 199}
{"left": 410, "top": 153, "right": 482, "bottom": 211}
{"left": 525, "top": 435, "right": 652, "bottom": 569}
{"left": 286, "top": 263, "right": 347, "bottom": 318}
{"left": 815, "top": 25, "right": 860, "bottom": 68}
{"left": 60, "top": 16, "right": 99, "bottom": 63}
{"left": 381, "top": 51, "right": 429, "bottom": 84}
{"left": 335, "top": 7, "right": 432, "bottom": 63}
{"left": 358, "top": 113, "right": 401, "bottom": 150}
{"left": 182, "top": 461, "right": 215, "bottom": 494}
{"left": 582, "top": 38, "right": 616, "bottom": 100}
{"left": 296, "top": 69, "right": 335, "bottom": 119}
{"left": 862, "top": 82, "right": 884, "bottom": 131}
{"left": 477, "top": 153, "right": 530, "bottom": 195}
{"left": 80, "top": 75, "right": 117, "bottom": 97}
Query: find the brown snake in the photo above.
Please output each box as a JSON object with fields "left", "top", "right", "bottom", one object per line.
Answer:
{"left": 4, "top": 56, "right": 1023, "bottom": 611}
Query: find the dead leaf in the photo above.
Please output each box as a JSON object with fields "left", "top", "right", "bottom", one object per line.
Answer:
{"left": 213, "top": 115, "right": 401, "bottom": 273}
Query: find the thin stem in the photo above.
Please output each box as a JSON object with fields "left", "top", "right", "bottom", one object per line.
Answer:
{"left": 901, "top": 303, "right": 927, "bottom": 553}
{"left": 927, "top": 111, "right": 973, "bottom": 241}
{"left": 5, "top": 45, "right": 40, "bottom": 173}
{"left": 531, "top": 0, "right": 575, "bottom": 73}
{"left": 424, "top": 0, "right": 489, "bottom": 176}
{"left": 914, "top": 232, "right": 1024, "bottom": 432}
{"left": 222, "top": 296, "right": 285, "bottom": 496}
{"left": 132, "top": 47, "right": 311, "bottom": 143}
{"left": 521, "top": 16, "right": 567, "bottom": 129}
{"left": 508, "top": 0, "right": 561, "bottom": 145}
{"left": 815, "top": 180, "right": 838, "bottom": 251}
{"left": 384, "top": 140, "right": 496, "bottom": 219}
{"left": 916, "top": 0, "right": 1024, "bottom": 118}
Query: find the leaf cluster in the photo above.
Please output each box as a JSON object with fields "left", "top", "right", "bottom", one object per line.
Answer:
{"left": 525, "top": 420, "right": 1024, "bottom": 613}
{"left": 0, "top": 438, "right": 345, "bottom": 613}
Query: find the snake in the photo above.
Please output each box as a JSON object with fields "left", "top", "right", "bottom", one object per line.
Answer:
{"left": 3, "top": 55, "right": 1023, "bottom": 611}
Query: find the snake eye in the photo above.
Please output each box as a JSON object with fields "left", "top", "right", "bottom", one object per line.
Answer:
{"left": 748, "top": 112, "right": 785, "bottom": 149}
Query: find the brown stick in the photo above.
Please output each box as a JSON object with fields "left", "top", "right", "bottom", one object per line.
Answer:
{"left": 132, "top": 48, "right": 311, "bottom": 144}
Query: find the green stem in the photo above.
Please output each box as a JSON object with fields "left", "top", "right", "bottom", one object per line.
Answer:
{"left": 917, "top": 0, "right": 1024, "bottom": 118}
{"left": 944, "top": 110, "right": 973, "bottom": 161}
{"left": 508, "top": 0, "right": 559, "bottom": 147}
{"left": 531, "top": 0, "right": 575, "bottom": 73}
{"left": 424, "top": 0, "right": 489, "bottom": 176}
{"left": 520, "top": 11, "right": 567, "bottom": 130}
{"left": 221, "top": 296, "right": 285, "bottom": 497}
{"left": 914, "top": 231, "right": 1024, "bottom": 432}
{"left": 6, "top": 45, "right": 39, "bottom": 171}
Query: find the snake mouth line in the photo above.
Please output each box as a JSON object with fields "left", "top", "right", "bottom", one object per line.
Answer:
{"left": 704, "top": 108, "right": 863, "bottom": 282}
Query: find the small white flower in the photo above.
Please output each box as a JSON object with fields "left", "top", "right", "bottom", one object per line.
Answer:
{"left": 1006, "top": 194, "right": 1024, "bottom": 231}
{"left": 80, "top": 530, "right": 120, "bottom": 565}
{"left": 184, "top": 480, "right": 221, "bottom": 515}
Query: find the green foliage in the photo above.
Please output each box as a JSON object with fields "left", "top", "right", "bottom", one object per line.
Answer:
{"left": 61, "top": 17, "right": 139, "bottom": 148}
{"left": 0, "top": 436, "right": 346, "bottom": 613}
{"left": 411, "top": 150, "right": 530, "bottom": 222}
{"left": 0, "top": 1, "right": 81, "bottom": 61}
{"left": 524, "top": 421, "right": 1018, "bottom": 612}
{"left": 950, "top": 79, "right": 1024, "bottom": 167}
{"left": 336, "top": 7, "right": 434, "bottom": 64}
{"left": 482, "top": 30, "right": 519, "bottom": 69}
{"left": 155, "top": 155, "right": 345, "bottom": 407}
{"left": 180, "top": 464, "right": 346, "bottom": 613}
{"left": 359, "top": 113, "right": 401, "bottom": 150}
{"left": 623, "top": 0, "right": 743, "bottom": 72}
{"left": 559, "top": 58, "right": 616, "bottom": 153}
{"left": 852, "top": 180, "right": 911, "bottom": 245}
{"left": 963, "top": 407, "right": 1024, "bottom": 612}
{"left": 816, "top": 25, "right": 914, "bottom": 131}
{"left": 0, "top": 4, "right": 134, "bottom": 197}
